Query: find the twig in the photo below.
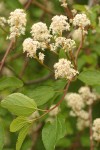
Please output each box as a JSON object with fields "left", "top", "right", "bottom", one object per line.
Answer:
{"left": 0, "top": 40, "right": 14, "bottom": 73}
{"left": 32, "top": 0, "right": 55, "bottom": 15}
{"left": 75, "top": 29, "right": 84, "bottom": 65}
{"left": 19, "top": 57, "right": 29, "bottom": 77}
{"left": 24, "top": 0, "right": 33, "bottom": 10}
{"left": 25, "top": 73, "right": 53, "bottom": 85}
{"left": 89, "top": 105, "right": 94, "bottom": 150}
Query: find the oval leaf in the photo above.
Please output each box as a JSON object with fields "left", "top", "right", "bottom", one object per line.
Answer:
{"left": 1, "top": 93, "right": 37, "bottom": 116}
{"left": 27, "top": 86, "right": 55, "bottom": 106}
{"left": 16, "top": 124, "right": 31, "bottom": 150}
{"left": 0, "top": 77, "right": 23, "bottom": 91}
{"left": 78, "top": 70, "right": 100, "bottom": 85}
{"left": 42, "top": 115, "right": 66, "bottom": 150}
{"left": 10, "top": 116, "right": 29, "bottom": 132}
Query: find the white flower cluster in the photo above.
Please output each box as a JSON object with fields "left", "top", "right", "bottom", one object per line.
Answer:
{"left": 73, "top": 13, "right": 91, "bottom": 29}
{"left": 92, "top": 118, "right": 100, "bottom": 142}
{"left": 65, "top": 86, "right": 98, "bottom": 130}
{"left": 23, "top": 22, "right": 48, "bottom": 63}
{"left": 55, "top": 37, "right": 76, "bottom": 52}
{"left": 54, "top": 58, "right": 78, "bottom": 80}
{"left": 50, "top": 15, "right": 70, "bottom": 35}
{"left": 31, "top": 22, "right": 51, "bottom": 42}
{"left": 59, "top": 0, "right": 67, "bottom": 8}
{"left": 8, "top": 9, "right": 27, "bottom": 39}
{"left": 0, "top": 17, "right": 7, "bottom": 27}
{"left": 46, "top": 105, "right": 59, "bottom": 123}
{"left": 79, "top": 86, "right": 97, "bottom": 105}
{"left": 23, "top": 38, "right": 40, "bottom": 58}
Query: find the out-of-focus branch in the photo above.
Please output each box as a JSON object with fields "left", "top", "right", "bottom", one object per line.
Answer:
{"left": 0, "top": 40, "right": 15, "bottom": 73}
{"left": 32, "top": 0, "right": 55, "bottom": 15}
{"left": 25, "top": 73, "right": 53, "bottom": 85}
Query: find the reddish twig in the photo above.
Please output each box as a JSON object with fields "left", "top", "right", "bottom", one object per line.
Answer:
{"left": 0, "top": 40, "right": 14, "bottom": 73}
{"left": 24, "top": 0, "right": 33, "bottom": 10}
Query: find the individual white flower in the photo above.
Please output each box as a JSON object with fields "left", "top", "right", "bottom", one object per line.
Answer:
{"left": 77, "top": 118, "right": 89, "bottom": 131}
{"left": 50, "top": 15, "right": 70, "bottom": 35}
{"left": 49, "top": 105, "right": 59, "bottom": 117}
{"left": 39, "top": 52, "right": 45, "bottom": 63}
{"left": 54, "top": 58, "right": 78, "bottom": 80}
{"left": 73, "top": 13, "right": 90, "bottom": 29}
{"left": 0, "top": 17, "right": 7, "bottom": 27}
{"left": 31, "top": 22, "right": 51, "bottom": 42}
{"left": 23, "top": 38, "right": 40, "bottom": 58}
{"left": 78, "top": 86, "right": 97, "bottom": 105}
{"left": 8, "top": 9, "right": 27, "bottom": 39}
{"left": 65, "top": 93, "right": 84, "bottom": 113}
{"left": 59, "top": 0, "right": 67, "bottom": 7}
{"left": 55, "top": 37, "right": 76, "bottom": 52}
{"left": 92, "top": 118, "right": 100, "bottom": 142}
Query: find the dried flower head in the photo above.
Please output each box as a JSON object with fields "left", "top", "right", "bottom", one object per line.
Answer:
{"left": 8, "top": 9, "right": 27, "bottom": 39}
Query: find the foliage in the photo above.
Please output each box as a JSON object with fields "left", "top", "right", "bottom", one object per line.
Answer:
{"left": 0, "top": 0, "right": 100, "bottom": 150}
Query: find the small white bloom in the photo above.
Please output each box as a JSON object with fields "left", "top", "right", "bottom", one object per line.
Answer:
{"left": 65, "top": 93, "right": 84, "bottom": 113}
{"left": 59, "top": 0, "right": 67, "bottom": 7}
{"left": 78, "top": 86, "right": 97, "bottom": 105}
{"left": 55, "top": 37, "right": 76, "bottom": 52}
{"left": 93, "top": 118, "right": 100, "bottom": 142}
{"left": 0, "top": 17, "right": 7, "bottom": 27}
{"left": 50, "top": 15, "right": 70, "bottom": 35}
{"left": 31, "top": 22, "right": 50, "bottom": 42}
{"left": 77, "top": 118, "right": 89, "bottom": 131}
{"left": 54, "top": 59, "right": 78, "bottom": 80}
{"left": 49, "top": 105, "right": 59, "bottom": 117}
{"left": 23, "top": 38, "right": 40, "bottom": 58}
{"left": 73, "top": 13, "right": 90, "bottom": 29}
{"left": 8, "top": 9, "right": 27, "bottom": 39}
{"left": 39, "top": 52, "right": 45, "bottom": 63}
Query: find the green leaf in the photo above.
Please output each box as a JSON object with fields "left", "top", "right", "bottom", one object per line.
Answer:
{"left": 42, "top": 115, "right": 66, "bottom": 150}
{"left": 10, "top": 116, "right": 29, "bottom": 132}
{"left": 1, "top": 93, "right": 37, "bottom": 116}
{"left": 27, "top": 86, "right": 55, "bottom": 106}
{"left": 78, "top": 70, "right": 100, "bottom": 85}
{"left": 0, "top": 120, "right": 4, "bottom": 150}
{"left": 0, "top": 77, "right": 23, "bottom": 91}
{"left": 16, "top": 124, "right": 31, "bottom": 150}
